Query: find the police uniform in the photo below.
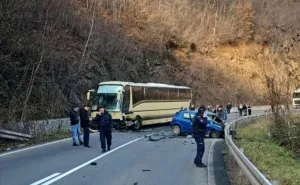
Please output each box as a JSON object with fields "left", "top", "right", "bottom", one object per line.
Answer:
{"left": 192, "top": 106, "right": 208, "bottom": 168}
{"left": 94, "top": 110, "right": 113, "bottom": 153}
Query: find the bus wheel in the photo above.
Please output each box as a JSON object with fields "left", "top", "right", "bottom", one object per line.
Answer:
{"left": 133, "top": 119, "right": 142, "bottom": 131}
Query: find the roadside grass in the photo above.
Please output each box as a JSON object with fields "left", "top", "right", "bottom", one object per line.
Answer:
{"left": 28, "top": 129, "right": 72, "bottom": 145}
{"left": 237, "top": 119, "right": 300, "bottom": 185}
{"left": 0, "top": 129, "right": 72, "bottom": 153}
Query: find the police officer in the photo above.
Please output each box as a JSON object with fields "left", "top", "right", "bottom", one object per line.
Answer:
{"left": 192, "top": 105, "right": 208, "bottom": 168}
{"left": 94, "top": 106, "right": 113, "bottom": 153}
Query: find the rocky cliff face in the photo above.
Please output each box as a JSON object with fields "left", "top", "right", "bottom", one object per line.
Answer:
{"left": 0, "top": 0, "right": 299, "bottom": 123}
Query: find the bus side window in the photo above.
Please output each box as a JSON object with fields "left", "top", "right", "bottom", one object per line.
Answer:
{"left": 145, "top": 87, "right": 157, "bottom": 100}
{"left": 179, "top": 89, "right": 189, "bottom": 100}
{"left": 122, "top": 86, "right": 130, "bottom": 112}
{"left": 156, "top": 88, "right": 168, "bottom": 100}
{"left": 169, "top": 88, "right": 179, "bottom": 100}
{"left": 132, "top": 86, "right": 144, "bottom": 105}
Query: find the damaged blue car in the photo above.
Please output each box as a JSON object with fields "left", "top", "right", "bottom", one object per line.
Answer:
{"left": 170, "top": 110, "right": 225, "bottom": 138}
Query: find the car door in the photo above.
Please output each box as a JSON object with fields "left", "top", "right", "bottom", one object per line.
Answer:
{"left": 181, "top": 112, "right": 195, "bottom": 133}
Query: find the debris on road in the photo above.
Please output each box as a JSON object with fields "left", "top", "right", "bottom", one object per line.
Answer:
{"left": 147, "top": 133, "right": 167, "bottom": 141}
{"left": 142, "top": 169, "right": 151, "bottom": 171}
{"left": 90, "top": 162, "right": 97, "bottom": 165}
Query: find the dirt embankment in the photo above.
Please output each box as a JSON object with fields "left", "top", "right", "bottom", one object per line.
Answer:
{"left": 1, "top": 0, "right": 300, "bottom": 124}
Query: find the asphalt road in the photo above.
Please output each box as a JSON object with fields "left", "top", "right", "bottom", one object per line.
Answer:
{"left": 0, "top": 111, "right": 263, "bottom": 185}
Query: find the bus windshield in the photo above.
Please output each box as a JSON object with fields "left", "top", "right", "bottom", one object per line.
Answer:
{"left": 92, "top": 85, "right": 123, "bottom": 111}
{"left": 293, "top": 93, "right": 300, "bottom": 98}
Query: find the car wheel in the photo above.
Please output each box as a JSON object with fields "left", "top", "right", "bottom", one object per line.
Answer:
{"left": 172, "top": 125, "right": 181, "bottom": 136}
{"left": 133, "top": 118, "right": 142, "bottom": 131}
{"left": 210, "top": 131, "right": 221, "bottom": 138}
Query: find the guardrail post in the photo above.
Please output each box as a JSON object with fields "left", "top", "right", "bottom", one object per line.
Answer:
{"left": 271, "top": 180, "right": 280, "bottom": 185}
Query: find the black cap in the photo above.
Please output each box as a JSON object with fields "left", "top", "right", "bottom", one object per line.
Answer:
{"left": 98, "top": 106, "right": 104, "bottom": 110}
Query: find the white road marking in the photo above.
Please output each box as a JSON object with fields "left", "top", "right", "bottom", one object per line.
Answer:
{"left": 30, "top": 173, "right": 61, "bottom": 185}
{"left": 207, "top": 139, "right": 217, "bottom": 185}
{"left": 0, "top": 133, "right": 98, "bottom": 157}
{"left": 41, "top": 136, "right": 148, "bottom": 185}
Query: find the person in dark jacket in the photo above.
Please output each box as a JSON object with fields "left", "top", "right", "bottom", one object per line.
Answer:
{"left": 226, "top": 103, "right": 232, "bottom": 114}
{"left": 70, "top": 106, "right": 83, "bottom": 146}
{"left": 94, "top": 107, "right": 113, "bottom": 153}
{"left": 247, "top": 104, "right": 252, "bottom": 115}
{"left": 243, "top": 103, "right": 247, "bottom": 116}
{"left": 192, "top": 105, "right": 208, "bottom": 168}
{"left": 80, "top": 105, "right": 91, "bottom": 148}
{"left": 238, "top": 104, "right": 243, "bottom": 116}
{"left": 216, "top": 105, "right": 222, "bottom": 118}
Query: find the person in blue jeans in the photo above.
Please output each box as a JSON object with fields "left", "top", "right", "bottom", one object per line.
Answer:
{"left": 221, "top": 105, "right": 228, "bottom": 121}
{"left": 70, "top": 106, "right": 83, "bottom": 146}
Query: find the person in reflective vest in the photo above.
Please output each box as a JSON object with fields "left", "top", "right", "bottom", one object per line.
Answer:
{"left": 192, "top": 105, "right": 208, "bottom": 168}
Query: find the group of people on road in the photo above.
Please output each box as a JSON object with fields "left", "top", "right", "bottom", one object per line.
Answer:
{"left": 238, "top": 103, "right": 252, "bottom": 116}
{"left": 190, "top": 104, "right": 229, "bottom": 122}
{"left": 69, "top": 105, "right": 113, "bottom": 153}
{"left": 212, "top": 104, "right": 228, "bottom": 121}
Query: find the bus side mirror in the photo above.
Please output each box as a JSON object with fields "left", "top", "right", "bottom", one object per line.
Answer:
{"left": 86, "top": 91, "right": 91, "bottom": 101}
{"left": 86, "top": 89, "right": 95, "bottom": 102}
{"left": 87, "top": 91, "right": 91, "bottom": 101}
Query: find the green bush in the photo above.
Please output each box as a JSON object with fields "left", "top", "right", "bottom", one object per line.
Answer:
{"left": 270, "top": 114, "right": 300, "bottom": 153}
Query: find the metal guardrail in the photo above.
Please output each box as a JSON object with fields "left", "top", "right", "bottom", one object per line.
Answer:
{"left": 225, "top": 113, "right": 274, "bottom": 185}
{"left": 0, "top": 128, "right": 33, "bottom": 141}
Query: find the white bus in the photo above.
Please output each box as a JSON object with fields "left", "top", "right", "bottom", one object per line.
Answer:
{"left": 293, "top": 86, "right": 300, "bottom": 109}
{"left": 86, "top": 81, "right": 192, "bottom": 130}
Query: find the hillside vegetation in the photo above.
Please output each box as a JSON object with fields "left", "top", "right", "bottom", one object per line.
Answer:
{"left": 237, "top": 117, "right": 300, "bottom": 185}
{"left": 1, "top": 0, "right": 300, "bottom": 123}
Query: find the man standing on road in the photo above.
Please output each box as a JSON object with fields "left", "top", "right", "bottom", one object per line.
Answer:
{"left": 80, "top": 105, "right": 91, "bottom": 148}
{"left": 70, "top": 106, "right": 84, "bottom": 146}
{"left": 247, "top": 103, "right": 252, "bottom": 115}
{"left": 226, "top": 103, "right": 232, "bottom": 114}
{"left": 221, "top": 105, "right": 228, "bottom": 121}
{"left": 192, "top": 105, "right": 208, "bottom": 168}
{"left": 94, "top": 107, "right": 113, "bottom": 153}
{"left": 243, "top": 103, "right": 248, "bottom": 116}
